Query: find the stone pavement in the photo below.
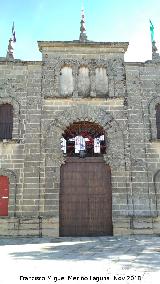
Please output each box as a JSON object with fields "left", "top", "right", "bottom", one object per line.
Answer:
{"left": 0, "top": 235, "right": 160, "bottom": 284}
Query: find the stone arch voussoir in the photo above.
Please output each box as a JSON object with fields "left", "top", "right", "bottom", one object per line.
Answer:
{"left": 44, "top": 105, "right": 125, "bottom": 169}
{"left": 0, "top": 96, "right": 20, "bottom": 115}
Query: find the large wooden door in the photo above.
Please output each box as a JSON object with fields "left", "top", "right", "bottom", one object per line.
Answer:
{"left": 0, "top": 176, "right": 9, "bottom": 216}
{"left": 60, "top": 157, "right": 112, "bottom": 236}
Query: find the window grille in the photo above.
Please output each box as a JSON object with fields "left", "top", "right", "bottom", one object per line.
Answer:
{"left": 61, "top": 121, "right": 106, "bottom": 157}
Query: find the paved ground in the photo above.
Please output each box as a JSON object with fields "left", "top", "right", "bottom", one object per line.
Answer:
{"left": 0, "top": 235, "right": 160, "bottom": 284}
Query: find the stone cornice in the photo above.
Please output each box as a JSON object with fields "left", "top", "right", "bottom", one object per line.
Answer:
{"left": 0, "top": 60, "right": 42, "bottom": 66}
{"left": 38, "top": 41, "right": 129, "bottom": 54}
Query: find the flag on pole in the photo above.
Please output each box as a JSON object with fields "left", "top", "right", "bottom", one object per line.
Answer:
{"left": 12, "top": 22, "right": 16, "bottom": 43}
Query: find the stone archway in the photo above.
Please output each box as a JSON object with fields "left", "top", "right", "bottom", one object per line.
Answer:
{"left": 43, "top": 105, "right": 127, "bottom": 236}
{"left": 59, "top": 120, "right": 112, "bottom": 236}
{"left": 44, "top": 105, "right": 125, "bottom": 167}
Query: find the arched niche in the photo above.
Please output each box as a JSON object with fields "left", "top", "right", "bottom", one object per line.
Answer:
{"left": 148, "top": 95, "right": 160, "bottom": 140}
{"left": 95, "top": 67, "right": 109, "bottom": 97}
{"left": 78, "top": 66, "right": 90, "bottom": 97}
{"left": 59, "top": 66, "right": 74, "bottom": 96}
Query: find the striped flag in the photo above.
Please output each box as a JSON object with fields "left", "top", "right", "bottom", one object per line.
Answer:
{"left": 12, "top": 22, "right": 16, "bottom": 43}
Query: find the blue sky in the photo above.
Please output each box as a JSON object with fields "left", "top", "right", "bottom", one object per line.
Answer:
{"left": 0, "top": 0, "right": 160, "bottom": 61}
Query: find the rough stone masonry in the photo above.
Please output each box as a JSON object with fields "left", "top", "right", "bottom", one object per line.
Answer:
{"left": 0, "top": 37, "right": 160, "bottom": 237}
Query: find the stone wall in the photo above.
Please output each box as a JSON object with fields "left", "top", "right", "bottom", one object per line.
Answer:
{"left": 0, "top": 41, "right": 160, "bottom": 236}
{"left": 39, "top": 41, "right": 127, "bottom": 99}
{"left": 0, "top": 61, "right": 43, "bottom": 236}
{"left": 116, "top": 62, "right": 160, "bottom": 235}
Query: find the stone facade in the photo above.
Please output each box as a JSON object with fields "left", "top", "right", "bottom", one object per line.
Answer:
{"left": 0, "top": 40, "right": 160, "bottom": 236}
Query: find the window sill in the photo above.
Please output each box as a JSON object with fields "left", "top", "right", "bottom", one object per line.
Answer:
{"left": 0, "top": 139, "right": 21, "bottom": 144}
{"left": 150, "top": 139, "right": 160, "bottom": 143}
{"left": 0, "top": 215, "right": 15, "bottom": 219}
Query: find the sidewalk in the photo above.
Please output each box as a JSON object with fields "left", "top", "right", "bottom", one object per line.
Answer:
{"left": 0, "top": 235, "right": 160, "bottom": 283}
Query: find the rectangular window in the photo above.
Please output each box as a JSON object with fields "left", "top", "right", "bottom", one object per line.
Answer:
{"left": 0, "top": 104, "right": 13, "bottom": 139}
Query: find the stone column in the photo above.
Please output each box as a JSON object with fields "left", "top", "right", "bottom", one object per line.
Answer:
{"left": 72, "top": 65, "right": 79, "bottom": 97}
{"left": 54, "top": 64, "right": 61, "bottom": 97}
{"left": 89, "top": 67, "right": 96, "bottom": 97}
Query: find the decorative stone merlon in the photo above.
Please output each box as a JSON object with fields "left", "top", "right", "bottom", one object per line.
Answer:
{"left": 6, "top": 38, "right": 14, "bottom": 61}
{"left": 152, "top": 41, "right": 160, "bottom": 62}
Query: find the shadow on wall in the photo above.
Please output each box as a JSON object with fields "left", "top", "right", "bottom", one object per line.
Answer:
{"left": 1, "top": 236, "right": 159, "bottom": 271}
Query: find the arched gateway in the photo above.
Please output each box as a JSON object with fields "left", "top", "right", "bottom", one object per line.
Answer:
{"left": 44, "top": 105, "right": 125, "bottom": 237}
{"left": 59, "top": 121, "right": 112, "bottom": 236}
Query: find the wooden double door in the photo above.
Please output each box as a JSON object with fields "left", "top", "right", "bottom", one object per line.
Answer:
{"left": 60, "top": 157, "right": 112, "bottom": 236}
